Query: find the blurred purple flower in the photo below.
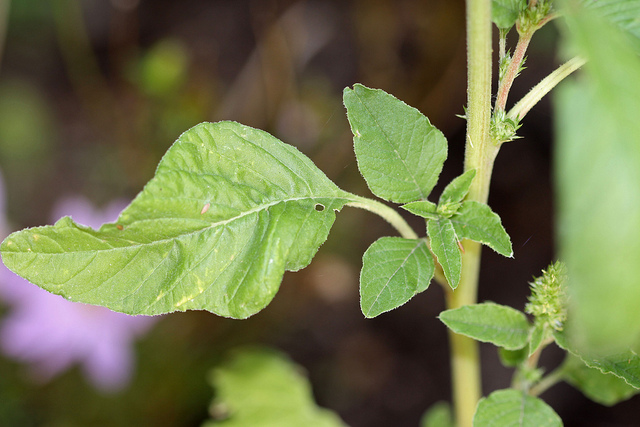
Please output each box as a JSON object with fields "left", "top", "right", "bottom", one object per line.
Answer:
{"left": 0, "top": 186, "right": 157, "bottom": 392}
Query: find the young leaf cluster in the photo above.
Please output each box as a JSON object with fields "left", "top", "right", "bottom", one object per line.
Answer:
{"left": 343, "top": 84, "right": 512, "bottom": 317}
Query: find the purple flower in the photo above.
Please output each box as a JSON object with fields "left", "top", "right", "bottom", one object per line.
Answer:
{"left": 0, "top": 189, "right": 157, "bottom": 392}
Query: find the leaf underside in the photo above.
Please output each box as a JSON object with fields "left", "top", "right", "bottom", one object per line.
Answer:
{"left": 1, "top": 122, "right": 354, "bottom": 319}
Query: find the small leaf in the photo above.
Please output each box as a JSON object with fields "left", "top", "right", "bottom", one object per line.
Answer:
{"left": 1, "top": 122, "right": 355, "bottom": 319}
{"left": 439, "top": 169, "right": 477, "bottom": 206}
{"left": 499, "top": 347, "right": 528, "bottom": 368}
{"left": 529, "top": 324, "right": 547, "bottom": 357}
{"left": 360, "top": 237, "right": 434, "bottom": 318}
{"left": 401, "top": 200, "right": 439, "bottom": 220}
{"left": 562, "top": 354, "right": 640, "bottom": 406}
{"left": 439, "top": 302, "right": 530, "bottom": 350}
{"left": 204, "top": 347, "right": 346, "bottom": 427}
{"left": 450, "top": 201, "right": 513, "bottom": 257}
{"left": 427, "top": 218, "right": 461, "bottom": 289}
{"left": 343, "top": 84, "right": 447, "bottom": 203}
{"left": 473, "top": 389, "right": 562, "bottom": 427}
{"left": 492, "top": 0, "right": 527, "bottom": 29}
{"left": 420, "top": 401, "right": 453, "bottom": 427}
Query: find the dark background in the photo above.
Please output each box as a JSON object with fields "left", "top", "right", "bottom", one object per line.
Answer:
{"left": 0, "top": 0, "right": 636, "bottom": 425}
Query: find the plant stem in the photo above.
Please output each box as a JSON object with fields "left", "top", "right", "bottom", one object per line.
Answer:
{"left": 508, "top": 56, "right": 586, "bottom": 121}
{"left": 495, "top": 30, "right": 533, "bottom": 112}
{"left": 529, "top": 365, "right": 565, "bottom": 396}
{"left": 345, "top": 196, "right": 418, "bottom": 240}
{"left": 447, "top": 1, "right": 493, "bottom": 426}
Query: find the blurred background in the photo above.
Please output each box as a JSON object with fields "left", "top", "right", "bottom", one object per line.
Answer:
{"left": 0, "top": 0, "right": 636, "bottom": 426}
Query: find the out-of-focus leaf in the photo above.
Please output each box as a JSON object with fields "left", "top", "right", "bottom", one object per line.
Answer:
{"left": 420, "top": 401, "right": 453, "bottom": 427}
{"left": 473, "top": 389, "right": 562, "bottom": 427}
{"left": 204, "top": 347, "right": 346, "bottom": 427}
{"left": 1, "top": 122, "right": 356, "bottom": 319}
{"left": 439, "top": 303, "right": 530, "bottom": 350}
{"left": 492, "top": 0, "right": 527, "bottom": 29}
{"left": 555, "top": 2, "right": 640, "bottom": 353}
{"left": 360, "top": 237, "right": 434, "bottom": 318}
{"left": 582, "top": 0, "right": 640, "bottom": 49}
{"left": 562, "top": 354, "right": 640, "bottom": 406}
{"left": 343, "top": 84, "right": 447, "bottom": 204}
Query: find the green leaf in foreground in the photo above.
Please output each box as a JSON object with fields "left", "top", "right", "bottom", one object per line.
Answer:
{"left": 204, "top": 347, "right": 346, "bottom": 427}
{"left": 343, "top": 84, "right": 447, "bottom": 204}
{"left": 450, "top": 201, "right": 513, "bottom": 257}
{"left": 553, "top": 330, "right": 640, "bottom": 389}
{"left": 556, "top": 3, "right": 640, "bottom": 353}
{"left": 1, "top": 121, "right": 355, "bottom": 319}
{"left": 439, "top": 302, "right": 530, "bottom": 350}
{"left": 360, "top": 237, "right": 433, "bottom": 318}
{"left": 473, "top": 389, "right": 561, "bottom": 427}
{"left": 427, "top": 218, "right": 461, "bottom": 289}
{"left": 562, "top": 354, "right": 640, "bottom": 406}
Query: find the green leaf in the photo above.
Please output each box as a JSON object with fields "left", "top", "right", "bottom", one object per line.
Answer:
{"left": 1, "top": 122, "right": 355, "bottom": 319}
{"left": 401, "top": 200, "right": 439, "bottom": 220}
{"left": 473, "top": 389, "right": 562, "bottom": 427}
{"left": 439, "top": 169, "right": 477, "bottom": 206}
{"left": 562, "top": 354, "right": 640, "bottom": 406}
{"left": 420, "top": 401, "right": 453, "bottom": 427}
{"left": 450, "top": 201, "right": 513, "bottom": 257}
{"left": 528, "top": 324, "right": 547, "bottom": 357}
{"left": 427, "top": 218, "right": 461, "bottom": 289}
{"left": 204, "top": 347, "right": 346, "bottom": 427}
{"left": 360, "top": 237, "right": 434, "bottom": 318}
{"left": 439, "top": 303, "right": 530, "bottom": 350}
{"left": 582, "top": 351, "right": 640, "bottom": 389}
{"left": 582, "top": 0, "right": 640, "bottom": 49}
{"left": 492, "top": 0, "right": 527, "bottom": 29}
{"left": 555, "top": 3, "right": 640, "bottom": 353}
{"left": 499, "top": 347, "right": 529, "bottom": 368}
{"left": 343, "top": 84, "right": 447, "bottom": 203}
{"left": 553, "top": 330, "right": 640, "bottom": 389}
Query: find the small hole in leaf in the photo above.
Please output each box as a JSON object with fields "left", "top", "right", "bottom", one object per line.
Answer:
{"left": 315, "top": 203, "right": 325, "bottom": 212}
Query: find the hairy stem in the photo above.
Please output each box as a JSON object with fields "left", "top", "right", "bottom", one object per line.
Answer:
{"left": 345, "top": 196, "right": 418, "bottom": 240}
{"left": 530, "top": 365, "right": 565, "bottom": 396}
{"left": 448, "top": 1, "right": 493, "bottom": 426}
{"left": 508, "top": 56, "right": 586, "bottom": 120}
{"left": 495, "top": 30, "right": 533, "bottom": 112}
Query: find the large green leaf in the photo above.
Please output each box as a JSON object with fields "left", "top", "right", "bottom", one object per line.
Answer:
{"left": 204, "top": 347, "right": 346, "bottom": 427}
{"left": 562, "top": 354, "right": 640, "bottom": 406}
{"left": 439, "top": 303, "right": 530, "bottom": 350}
{"left": 427, "top": 218, "right": 462, "bottom": 289}
{"left": 582, "top": 0, "right": 640, "bottom": 48}
{"left": 343, "top": 84, "right": 447, "bottom": 204}
{"left": 360, "top": 237, "right": 434, "bottom": 318}
{"left": 555, "top": 2, "right": 640, "bottom": 353}
{"left": 473, "top": 389, "right": 562, "bottom": 427}
{"left": 554, "top": 330, "right": 640, "bottom": 389}
{"left": 1, "top": 122, "right": 356, "bottom": 319}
